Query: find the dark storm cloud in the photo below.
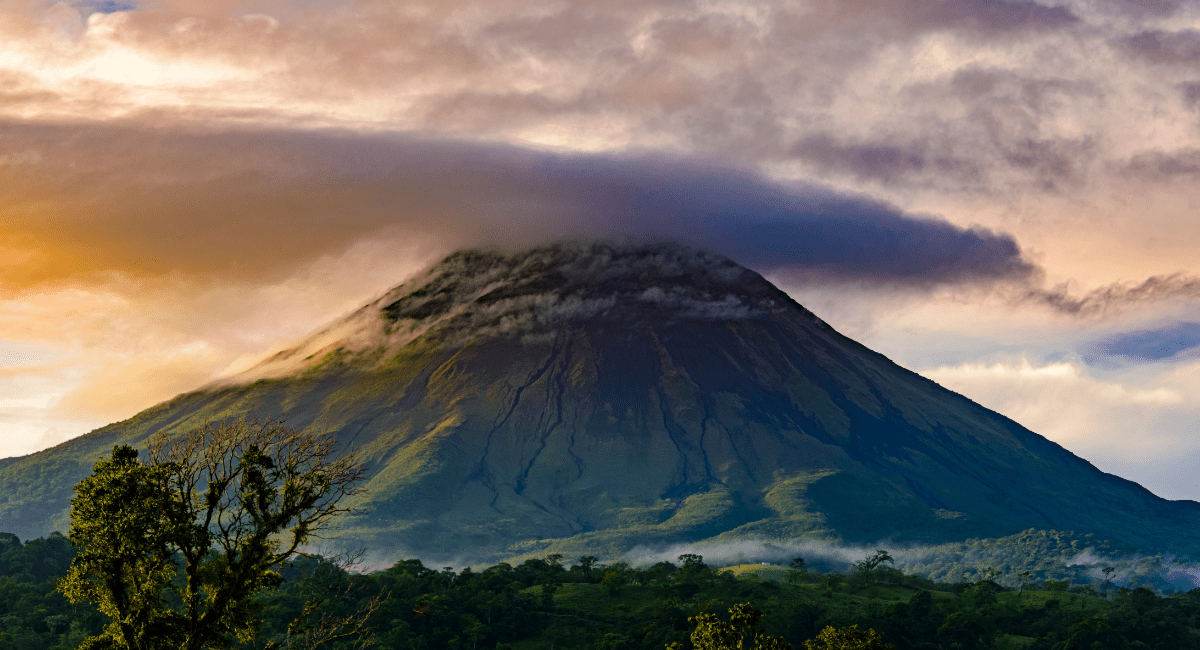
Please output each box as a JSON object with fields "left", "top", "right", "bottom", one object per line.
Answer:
{"left": 0, "top": 120, "right": 1036, "bottom": 291}
{"left": 1088, "top": 322, "right": 1200, "bottom": 363}
{"left": 534, "top": 155, "right": 1036, "bottom": 286}
{"left": 1023, "top": 274, "right": 1200, "bottom": 316}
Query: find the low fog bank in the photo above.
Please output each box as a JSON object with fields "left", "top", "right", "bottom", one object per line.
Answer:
{"left": 318, "top": 529, "right": 1200, "bottom": 595}
{"left": 620, "top": 534, "right": 1200, "bottom": 595}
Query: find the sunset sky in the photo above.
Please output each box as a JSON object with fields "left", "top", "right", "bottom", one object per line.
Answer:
{"left": 4, "top": 0, "right": 1200, "bottom": 500}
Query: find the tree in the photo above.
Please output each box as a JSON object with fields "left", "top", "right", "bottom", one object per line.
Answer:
{"left": 859, "top": 550, "right": 893, "bottom": 572}
{"left": 1017, "top": 571, "right": 1032, "bottom": 599}
{"left": 677, "top": 554, "right": 708, "bottom": 581}
{"left": 600, "top": 568, "right": 628, "bottom": 596}
{"left": 785, "top": 557, "right": 808, "bottom": 586}
{"left": 1052, "top": 619, "right": 1110, "bottom": 650}
{"left": 668, "top": 603, "right": 792, "bottom": 650}
{"left": 803, "top": 625, "right": 895, "bottom": 650}
{"left": 571, "top": 556, "right": 599, "bottom": 580}
{"left": 853, "top": 551, "right": 894, "bottom": 583}
{"left": 961, "top": 581, "right": 999, "bottom": 610}
{"left": 1101, "top": 567, "right": 1116, "bottom": 598}
{"left": 976, "top": 567, "right": 999, "bottom": 583}
{"left": 58, "top": 445, "right": 189, "bottom": 650}
{"left": 936, "top": 610, "right": 996, "bottom": 650}
{"left": 59, "top": 420, "right": 369, "bottom": 650}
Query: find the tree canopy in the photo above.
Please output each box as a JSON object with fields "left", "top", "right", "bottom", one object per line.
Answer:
{"left": 58, "top": 420, "right": 367, "bottom": 650}
{"left": 669, "top": 603, "right": 793, "bottom": 650}
{"left": 3, "top": 540, "right": 1200, "bottom": 650}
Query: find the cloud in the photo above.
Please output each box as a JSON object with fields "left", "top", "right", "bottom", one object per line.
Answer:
{"left": 0, "top": 233, "right": 438, "bottom": 457}
{"left": 1124, "top": 148, "right": 1200, "bottom": 179}
{"left": 784, "top": 0, "right": 1077, "bottom": 41}
{"left": 0, "top": 353, "right": 107, "bottom": 458}
{"left": 1087, "top": 321, "right": 1200, "bottom": 363}
{"left": 0, "top": 0, "right": 1095, "bottom": 180}
{"left": 921, "top": 357, "right": 1200, "bottom": 499}
{"left": 1021, "top": 274, "right": 1200, "bottom": 317}
{"left": 0, "top": 120, "right": 1038, "bottom": 292}
{"left": 620, "top": 535, "right": 1200, "bottom": 593}
{"left": 922, "top": 0, "right": 1078, "bottom": 35}
{"left": 76, "top": 1, "right": 137, "bottom": 14}
{"left": 1093, "top": 0, "right": 1185, "bottom": 17}
{"left": 1123, "top": 29, "right": 1200, "bottom": 64}
{"left": 790, "top": 134, "right": 981, "bottom": 186}
{"left": 784, "top": 63, "right": 1105, "bottom": 194}
{"left": 0, "top": 0, "right": 1170, "bottom": 233}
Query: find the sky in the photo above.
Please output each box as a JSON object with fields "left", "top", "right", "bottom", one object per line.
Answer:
{"left": 3, "top": 0, "right": 1200, "bottom": 501}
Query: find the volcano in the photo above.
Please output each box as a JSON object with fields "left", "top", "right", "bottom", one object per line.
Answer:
{"left": 2, "top": 241, "right": 1197, "bottom": 561}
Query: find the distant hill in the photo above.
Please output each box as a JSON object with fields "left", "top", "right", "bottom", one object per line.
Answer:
{"left": 2, "top": 241, "right": 1197, "bottom": 563}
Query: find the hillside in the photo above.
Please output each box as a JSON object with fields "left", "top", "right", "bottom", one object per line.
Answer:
{"left": 1, "top": 241, "right": 1198, "bottom": 562}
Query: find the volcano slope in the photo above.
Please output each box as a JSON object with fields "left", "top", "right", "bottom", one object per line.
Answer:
{"left": 2, "top": 242, "right": 1197, "bottom": 562}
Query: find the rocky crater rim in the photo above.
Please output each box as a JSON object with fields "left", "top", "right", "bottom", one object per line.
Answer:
{"left": 216, "top": 241, "right": 823, "bottom": 385}
{"left": 379, "top": 241, "right": 800, "bottom": 323}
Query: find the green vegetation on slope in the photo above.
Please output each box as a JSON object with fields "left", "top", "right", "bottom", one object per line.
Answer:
{"left": 3, "top": 530, "right": 1200, "bottom": 649}
{"left": 5, "top": 242, "right": 1200, "bottom": 564}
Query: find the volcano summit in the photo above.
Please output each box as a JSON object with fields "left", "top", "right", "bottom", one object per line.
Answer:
{"left": 1, "top": 242, "right": 1197, "bottom": 561}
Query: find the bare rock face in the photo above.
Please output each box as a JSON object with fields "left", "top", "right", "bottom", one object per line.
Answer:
{"left": 2, "top": 241, "right": 1198, "bottom": 562}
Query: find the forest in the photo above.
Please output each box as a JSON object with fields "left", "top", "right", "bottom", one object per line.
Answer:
{"left": 2, "top": 529, "right": 1199, "bottom": 650}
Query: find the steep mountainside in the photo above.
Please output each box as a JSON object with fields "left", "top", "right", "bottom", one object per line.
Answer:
{"left": 2, "top": 242, "right": 1197, "bottom": 562}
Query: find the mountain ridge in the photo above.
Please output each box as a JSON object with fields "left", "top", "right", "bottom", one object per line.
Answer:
{"left": 1, "top": 241, "right": 1197, "bottom": 562}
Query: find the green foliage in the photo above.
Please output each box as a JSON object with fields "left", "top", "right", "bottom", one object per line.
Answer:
{"left": 887, "top": 528, "right": 1198, "bottom": 593}
{"left": 1051, "top": 619, "right": 1110, "bottom": 650}
{"left": 0, "top": 532, "right": 75, "bottom": 583}
{"left": 853, "top": 552, "right": 893, "bottom": 576}
{"left": 7, "top": 530, "right": 1200, "bottom": 650}
{"left": 785, "top": 558, "right": 808, "bottom": 587}
{"left": 936, "top": 609, "right": 997, "bottom": 650}
{"left": 677, "top": 555, "right": 710, "bottom": 583}
{"left": 672, "top": 603, "right": 793, "bottom": 650}
{"left": 0, "top": 548, "right": 105, "bottom": 650}
{"left": 56, "top": 421, "right": 369, "bottom": 650}
{"left": 802, "top": 625, "right": 894, "bottom": 650}
{"left": 58, "top": 445, "right": 190, "bottom": 649}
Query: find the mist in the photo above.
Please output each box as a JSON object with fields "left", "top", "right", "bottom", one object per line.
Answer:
{"left": 618, "top": 535, "right": 1200, "bottom": 595}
